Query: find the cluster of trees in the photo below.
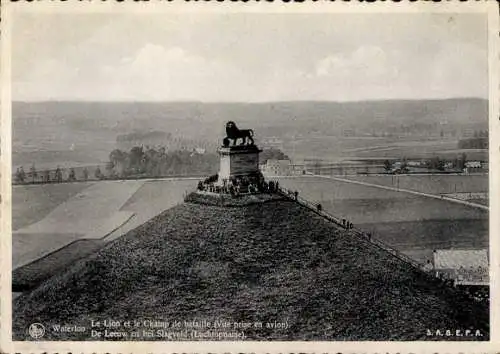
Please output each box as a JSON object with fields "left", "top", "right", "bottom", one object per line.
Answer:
{"left": 383, "top": 159, "right": 410, "bottom": 173}
{"left": 260, "top": 147, "right": 290, "bottom": 163}
{"left": 383, "top": 153, "right": 468, "bottom": 173}
{"left": 15, "top": 145, "right": 291, "bottom": 184}
{"left": 106, "top": 146, "right": 218, "bottom": 178}
{"left": 448, "top": 153, "right": 468, "bottom": 170}
{"left": 458, "top": 137, "right": 488, "bottom": 149}
{"left": 471, "top": 130, "right": 489, "bottom": 138}
{"left": 15, "top": 164, "right": 87, "bottom": 184}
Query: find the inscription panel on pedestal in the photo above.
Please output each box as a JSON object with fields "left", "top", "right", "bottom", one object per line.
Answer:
{"left": 230, "top": 153, "right": 259, "bottom": 176}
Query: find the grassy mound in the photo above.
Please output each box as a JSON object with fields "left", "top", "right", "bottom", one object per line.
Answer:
{"left": 13, "top": 201, "right": 488, "bottom": 341}
{"left": 13, "top": 239, "right": 105, "bottom": 292}
{"left": 184, "top": 191, "right": 285, "bottom": 207}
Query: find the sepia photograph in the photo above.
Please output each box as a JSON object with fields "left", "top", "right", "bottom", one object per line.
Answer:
{"left": 1, "top": 2, "right": 498, "bottom": 352}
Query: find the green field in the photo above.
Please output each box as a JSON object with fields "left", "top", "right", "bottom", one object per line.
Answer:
{"left": 342, "top": 174, "right": 488, "bottom": 195}
{"left": 284, "top": 136, "right": 475, "bottom": 162}
{"left": 106, "top": 179, "right": 197, "bottom": 240}
{"left": 12, "top": 180, "right": 196, "bottom": 236}
{"left": 277, "top": 177, "right": 488, "bottom": 257}
{"left": 12, "top": 179, "right": 198, "bottom": 292}
{"left": 12, "top": 180, "right": 145, "bottom": 270}
{"left": 12, "top": 179, "right": 198, "bottom": 270}
{"left": 13, "top": 183, "right": 92, "bottom": 231}
{"left": 16, "top": 181, "right": 143, "bottom": 235}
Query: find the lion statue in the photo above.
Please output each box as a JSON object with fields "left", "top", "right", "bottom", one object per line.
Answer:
{"left": 225, "top": 121, "right": 254, "bottom": 146}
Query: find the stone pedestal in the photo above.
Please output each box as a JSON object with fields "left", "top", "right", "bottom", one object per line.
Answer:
{"left": 217, "top": 145, "right": 262, "bottom": 184}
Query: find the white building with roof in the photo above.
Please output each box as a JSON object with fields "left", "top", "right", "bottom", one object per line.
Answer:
{"left": 465, "top": 161, "right": 482, "bottom": 168}
{"left": 433, "top": 249, "right": 488, "bottom": 285}
{"left": 463, "top": 161, "right": 485, "bottom": 174}
{"left": 260, "top": 159, "right": 292, "bottom": 176}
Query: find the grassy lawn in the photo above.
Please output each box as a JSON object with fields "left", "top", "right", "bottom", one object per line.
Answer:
{"left": 15, "top": 180, "right": 144, "bottom": 235}
{"left": 358, "top": 219, "right": 488, "bottom": 251}
{"left": 13, "top": 201, "right": 488, "bottom": 341}
{"left": 319, "top": 197, "right": 487, "bottom": 224}
{"left": 120, "top": 180, "right": 195, "bottom": 215}
{"left": 277, "top": 176, "right": 488, "bottom": 263}
{"left": 12, "top": 180, "right": 145, "bottom": 271}
{"left": 284, "top": 136, "right": 463, "bottom": 162}
{"left": 12, "top": 180, "right": 194, "bottom": 268}
{"left": 12, "top": 183, "right": 92, "bottom": 231}
{"left": 12, "top": 180, "right": 196, "bottom": 292}
{"left": 106, "top": 180, "right": 196, "bottom": 239}
{"left": 342, "top": 175, "right": 488, "bottom": 195}
{"left": 12, "top": 232, "right": 85, "bottom": 269}
{"left": 277, "top": 177, "right": 408, "bottom": 202}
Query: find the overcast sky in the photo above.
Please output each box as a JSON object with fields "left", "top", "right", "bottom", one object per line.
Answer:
{"left": 12, "top": 12, "right": 488, "bottom": 102}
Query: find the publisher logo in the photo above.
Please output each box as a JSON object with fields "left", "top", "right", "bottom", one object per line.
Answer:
{"left": 28, "top": 323, "right": 45, "bottom": 339}
{"left": 426, "top": 328, "right": 483, "bottom": 338}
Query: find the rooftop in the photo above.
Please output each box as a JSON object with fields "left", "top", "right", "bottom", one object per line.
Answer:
{"left": 434, "top": 249, "right": 488, "bottom": 270}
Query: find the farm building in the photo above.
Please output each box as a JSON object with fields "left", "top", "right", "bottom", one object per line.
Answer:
{"left": 464, "top": 161, "right": 487, "bottom": 174}
{"left": 407, "top": 160, "right": 424, "bottom": 167}
{"left": 432, "top": 249, "right": 489, "bottom": 302}
{"left": 433, "top": 249, "right": 488, "bottom": 285}
{"left": 260, "top": 159, "right": 292, "bottom": 176}
{"left": 465, "top": 161, "right": 482, "bottom": 168}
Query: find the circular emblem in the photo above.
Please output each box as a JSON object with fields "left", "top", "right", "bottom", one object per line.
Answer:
{"left": 28, "top": 323, "right": 45, "bottom": 339}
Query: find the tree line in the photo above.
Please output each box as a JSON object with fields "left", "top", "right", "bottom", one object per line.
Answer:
{"left": 15, "top": 164, "right": 96, "bottom": 184}
{"left": 106, "top": 146, "right": 218, "bottom": 178}
{"left": 458, "top": 137, "right": 488, "bottom": 150}
{"left": 14, "top": 145, "right": 292, "bottom": 185}
{"left": 259, "top": 147, "right": 290, "bottom": 163}
{"left": 383, "top": 153, "right": 468, "bottom": 173}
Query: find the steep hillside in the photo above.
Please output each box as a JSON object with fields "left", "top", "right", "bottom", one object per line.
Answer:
{"left": 13, "top": 199, "right": 488, "bottom": 341}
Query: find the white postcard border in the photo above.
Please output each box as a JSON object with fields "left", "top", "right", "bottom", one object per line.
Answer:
{"left": 1, "top": 1, "right": 498, "bottom": 353}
